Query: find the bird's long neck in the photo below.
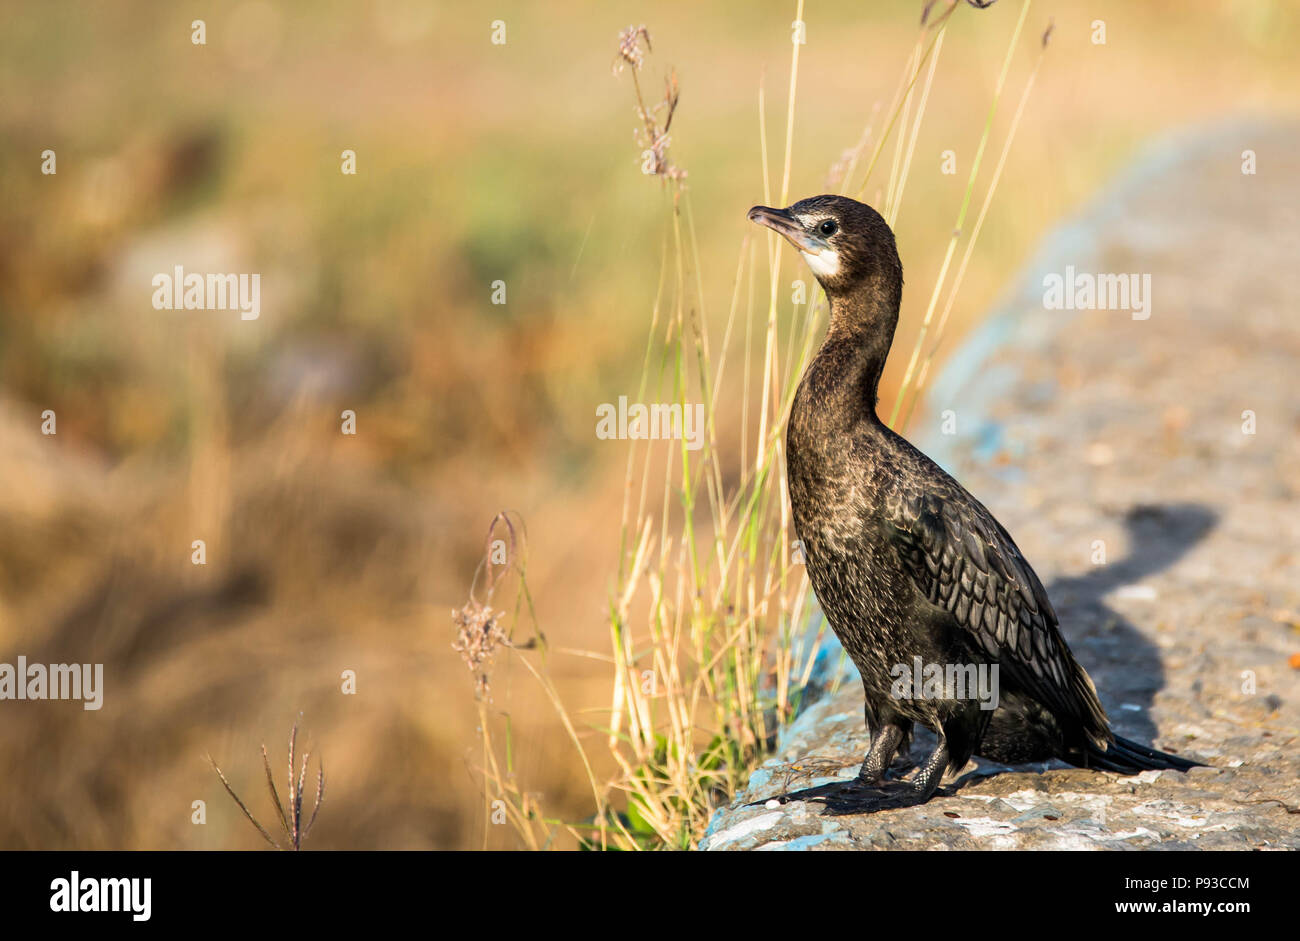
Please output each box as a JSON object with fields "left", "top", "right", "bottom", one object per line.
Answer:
{"left": 815, "top": 281, "right": 901, "bottom": 421}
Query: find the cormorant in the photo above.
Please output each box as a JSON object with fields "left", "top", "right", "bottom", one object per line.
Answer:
{"left": 747, "top": 195, "right": 1200, "bottom": 809}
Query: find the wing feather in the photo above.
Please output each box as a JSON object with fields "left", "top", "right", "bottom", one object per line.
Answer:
{"left": 885, "top": 484, "right": 1109, "bottom": 741}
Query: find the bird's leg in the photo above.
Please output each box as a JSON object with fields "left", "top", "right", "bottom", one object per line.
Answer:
{"left": 748, "top": 705, "right": 938, "bottom": 812}
{"left": 782, "top": 735, "right": 952, "bottom": 816}
{"left": 754, "top": 723, "right": 909, "bottom": 807}
{"left": 906, "top": 737, "right": 950, "bottom": 802}
{"left": 856, "top": 724, "right": 905, "bottom": 785}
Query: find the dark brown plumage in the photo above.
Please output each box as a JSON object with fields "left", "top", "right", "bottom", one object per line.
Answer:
{"left": 747, "top": 195, "right": 1199, "bottom": 809}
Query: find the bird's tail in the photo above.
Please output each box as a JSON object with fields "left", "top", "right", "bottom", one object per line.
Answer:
{"left": 1075, "top": 734, "right": 1203, "bottom": 774}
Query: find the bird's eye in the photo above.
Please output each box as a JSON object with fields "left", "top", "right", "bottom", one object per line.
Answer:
{"left": 818, "top": 219, "right": 838, "bottom": 236}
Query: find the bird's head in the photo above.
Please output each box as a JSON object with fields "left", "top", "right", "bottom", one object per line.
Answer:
{"left": 747, "top": 195, "right": 900, "bottom": 300}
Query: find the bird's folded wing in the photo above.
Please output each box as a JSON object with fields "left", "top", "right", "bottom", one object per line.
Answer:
{"left": 884, "top": 486, "right": 1108, "bottom": 736}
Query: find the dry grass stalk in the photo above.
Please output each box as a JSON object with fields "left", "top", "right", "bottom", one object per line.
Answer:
{"left": 452, "top": 512, "right": 617, "bottom": 850}
{"left": 615, "top": 25, "right": 687, "bottom": 190}
{"left": 208, "top": 716, "right": 325, "bottom": 850}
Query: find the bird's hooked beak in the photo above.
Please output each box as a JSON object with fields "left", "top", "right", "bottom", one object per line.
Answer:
{"left": 747, "top": 205, "right": 826, "bottom": 254}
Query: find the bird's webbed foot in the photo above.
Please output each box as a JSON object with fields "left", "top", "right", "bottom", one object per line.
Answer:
{"left": 755, "top": 776, "right": 927, "bottom": 814}
{"left": 750, "top": 735, "right": 951, "bottom": 815}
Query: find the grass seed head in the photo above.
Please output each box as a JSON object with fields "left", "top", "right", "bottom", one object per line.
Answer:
{"left": 614, "top": 25, "right": 652, "bottom": 74}
{"left": 452, "top": 599, "right": 509, "bottom": 700}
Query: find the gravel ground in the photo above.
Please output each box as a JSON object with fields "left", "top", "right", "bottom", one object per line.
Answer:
{"left": 702, "top": 119, "right": 1300, "bottom": 851}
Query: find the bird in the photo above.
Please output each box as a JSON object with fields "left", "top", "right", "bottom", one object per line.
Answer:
{"left": 747, "top": 194, "right": 1201, "bottom": 811}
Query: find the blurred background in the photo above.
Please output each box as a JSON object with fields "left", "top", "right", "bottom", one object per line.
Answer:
{"left": 0, "top": 0, "right": 1296, "bottom": 849}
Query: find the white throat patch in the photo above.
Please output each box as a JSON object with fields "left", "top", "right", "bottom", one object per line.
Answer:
{"left": 801, "top": 248, "right": 840, "bottom": 279}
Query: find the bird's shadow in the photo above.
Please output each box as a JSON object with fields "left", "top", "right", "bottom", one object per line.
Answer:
{"left": 1045, "top": 502, "right": 1216, "bottom": 742}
